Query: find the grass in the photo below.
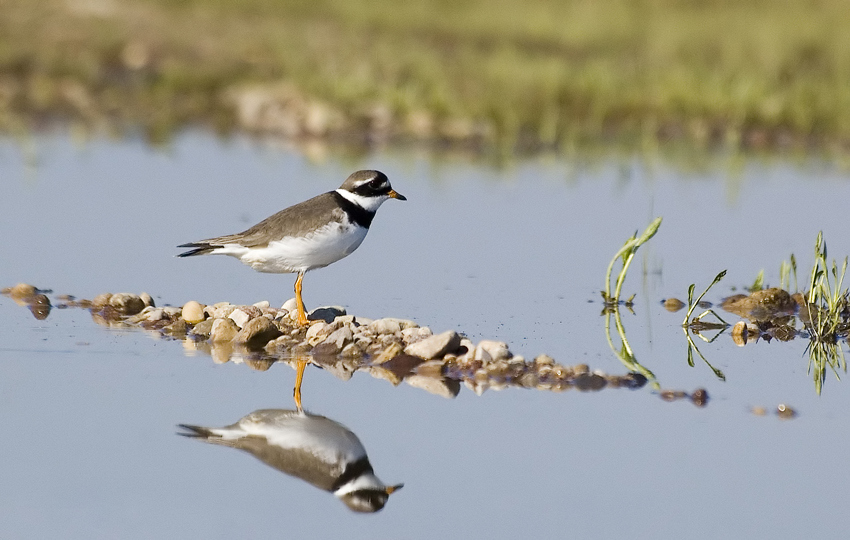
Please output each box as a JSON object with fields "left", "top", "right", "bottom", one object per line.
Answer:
{"left": 801, "top": 232, "right": 849, "bottom": 393}
{"left": 601, "top": 217, "right": 661, "bottom": 384}
{"left": 682, "top": 270, "right": 728, "bottom": 381}
{"left": 602, "top": 216, "right": 662, "bottom": 305}
{"left": 2, "top": 0, "right": 850, "bottom": 153}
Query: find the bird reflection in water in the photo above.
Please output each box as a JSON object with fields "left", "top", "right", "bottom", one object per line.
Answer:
{"left": 178, "top": 408, "right": 403, "bottom": 512}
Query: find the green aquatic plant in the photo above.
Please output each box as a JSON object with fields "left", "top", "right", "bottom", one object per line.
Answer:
{"left": 779, "top": 254, "right": 798, "bottom": 292}
{"left": 602, "top": 217, "right": 662, "bottom": 306}
{"left": 802, "top": 232, "right": 848, "bottom": 394}
{"left": 748, "top": 269, "right": 764, "bottom": 292}
{"left": 682, "top": 270, "right": 728, "bottom": 328}
{"left": 681, "top": 270, "right": 728, "bottom": 381}
{"left": 599, "top": 217, "right": 661, "bottom": 386}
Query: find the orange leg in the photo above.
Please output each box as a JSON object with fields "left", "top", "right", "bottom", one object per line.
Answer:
{"left": 294, "top": 271, "right": 308, "bottom": 326}
{"left": 293, "top": 358, "right": 307, "bottom": 412}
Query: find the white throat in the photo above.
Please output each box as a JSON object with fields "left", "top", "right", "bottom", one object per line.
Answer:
{"left": 336, "top": 189, "right": 387, "bottom": 213}
{"left": 333, "top": 472, "right": 386, "bottom": 497}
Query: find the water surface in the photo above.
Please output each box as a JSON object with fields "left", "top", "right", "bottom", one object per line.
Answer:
{"left": 2, "top": 133, "right": 850, "bottom": 539}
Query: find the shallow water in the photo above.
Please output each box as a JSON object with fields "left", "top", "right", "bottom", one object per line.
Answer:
{"left": 2, "top": 133, "right": 850, "bottom": 539}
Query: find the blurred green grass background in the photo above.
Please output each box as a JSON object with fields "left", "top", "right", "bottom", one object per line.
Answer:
{"left": 2, "top": 0, "right": 849, "bottom": 154}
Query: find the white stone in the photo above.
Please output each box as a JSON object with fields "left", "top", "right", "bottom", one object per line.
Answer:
{"left": 182, "top": 301, "right": 205, "bottom": 324}
{"left": 477, "top": 340, "right": 512, "bottom": 361}
{"left": 474, "top": 346, "right": 492, "bottom": 363}
{"left": 306, "top": 321, "right": 328, "bottom": 343}
{"left": 404, "top": 330, "right": 461, "bottom": 360}
{"left": 369, "top": 318, "right": 402, "bottom": 335}
{"left": 228, "top": 309, "right": 250, "bottom": 329}
{"left": 210, "top": 318, "right": 239, "bottom": 342}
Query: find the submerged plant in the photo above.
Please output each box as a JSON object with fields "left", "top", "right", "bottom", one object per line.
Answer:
{"left": 602, "top": 217, "right": 662, "bottom": 306}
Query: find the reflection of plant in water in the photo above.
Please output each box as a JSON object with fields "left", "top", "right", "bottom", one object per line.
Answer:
{"left": 682, "top": 270, "right": 728, "bottom": 381}
{"left": 604, "top": 306, "right": 658, "bottom": 389}
{"left": 601, "top": 217, "right": 662, "bottom": 386}
{"left": 801, "top": 232, "right": 849, "bottom": 394}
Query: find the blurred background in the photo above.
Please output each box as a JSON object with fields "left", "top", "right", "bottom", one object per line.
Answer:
{"left": 3, "top": 0, "right": 849, "bottom": 158}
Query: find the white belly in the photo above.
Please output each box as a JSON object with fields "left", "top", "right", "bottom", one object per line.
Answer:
{"left": 214, "top": 222, "right": 368, "bottom": 274}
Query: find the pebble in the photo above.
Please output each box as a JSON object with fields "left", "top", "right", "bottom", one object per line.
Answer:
{"left": 182, "top": 301, "right": 206, "bottom": 324}
{"left": 306, "top": 321, "right": 329, "bottom": 344}
{"left": 229, "top": 308, "right": 251, "bottom": 329}
{"left": 189, "top": 318, "right": 214, "bottom": 338}
{"left": 281, "top": 298, "right": 298, "bottom": 312}
{"left": 477, "top": 340, "right": 512, "bottom": 361}
{"left": 404, "top": 330, "right": 461, "bottom": 360}
{"left": 369, "top": 318, "right": 403, "bottom": 335}
{"left": 454, "top": 338, "right": 475, "bottom": 363}
{"left": 776, "top": 404, "right": 797, "bottom": 419}
{"left": 162, "top": 319, "right": 188, "bottom": 337}
{"left": 252, "top": 300, "right": 270, "bottom": 310}
{"left": 336, "top": 314, "right": 358, "bottom": 326}
{"left": 402, "top": 326, "right": 433, "bottom": 343}
{"left": 731, "top": 320, "right": 749, "bottom": 346}
{"left": 574, "top": 372, "right": 607, "bottom": 391}
{"left": 320, "top": 325, "right": 354, "bottom": 352}
{"left": 210, "top": 318, "right": 240, "bottom": 342}
{"left": 370, "top": 317, "right": 418, "bottom": 335}
{"left": 211, "top": 303, "right": 237, "bottom": 319}
{"left": 143, "top": 308, "right": 167, "bottom": 322}
{"left": 234, "top": 316, "right": 282, "bottom": 347}
{"left": 109, "top": 293, "right": 145, "bottom": 315}
{"left": 309, "top": 306, "right": 346, "bottom": 323}
{"left": 139, "top": 292, "right": 155, "bottom": 308}
{"left": 662, "top": 298, "right": 685, "bottom": 312}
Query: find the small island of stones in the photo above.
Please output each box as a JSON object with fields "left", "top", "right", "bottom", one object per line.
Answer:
{"left": 4, "top": 283, "right": 710, "bottom": 405}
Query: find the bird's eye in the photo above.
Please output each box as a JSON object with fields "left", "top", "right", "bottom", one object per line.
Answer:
{"left": 368, "top": 179, "right": 383, "bottom": 189}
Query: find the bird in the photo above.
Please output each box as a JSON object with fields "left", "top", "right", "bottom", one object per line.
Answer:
{"left": 178, "top": 409, "right": 403, "bottom": 512}
{"left": 177, "top": 170, "right": 406, "bottom": 326}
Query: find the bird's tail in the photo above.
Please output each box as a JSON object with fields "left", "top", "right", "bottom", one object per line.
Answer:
{"left": 177, "top": 424, "right": 242, "bottom": 448}
{"left": 176, "top": 243, "right": 217, "bottom": 257}
{"left": 176, "top": 424, "right": 219, "bottom": 439}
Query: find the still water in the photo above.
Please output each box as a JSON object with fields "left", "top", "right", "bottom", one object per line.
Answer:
{"left": 2, "top": 132, "right": 850, "bottom": 539}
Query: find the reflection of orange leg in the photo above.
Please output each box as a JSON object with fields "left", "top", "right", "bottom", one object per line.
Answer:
{"left": 294, "top": 271, "right": 308, "bottom": 326}
{"left": 293, "top": 358, "right": 307, "bottom": 412}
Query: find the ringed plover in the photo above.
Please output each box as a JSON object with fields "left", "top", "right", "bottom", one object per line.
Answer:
{"left": 177, "top": 170, "right": 405, "bottom": 325}
{"left": 178, "top": 408, "right": 403, "bottom": 512}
